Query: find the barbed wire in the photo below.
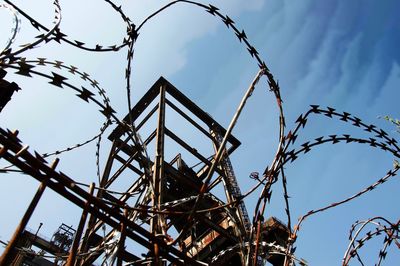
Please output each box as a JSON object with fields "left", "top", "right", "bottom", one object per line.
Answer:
{"left": 0, "top": 1, "right": 398, "bottom": 265}
{"left": 0, "top": 0, "right": 62, "bottom": 62}
{"left": 2, "top": 0, "right": 131, "bottom": 53}
{"left": 343, "top": 217, "right": 400, "bottom": 266}
{"left": 0, "top": 2, "right": 21, "bottom": 55}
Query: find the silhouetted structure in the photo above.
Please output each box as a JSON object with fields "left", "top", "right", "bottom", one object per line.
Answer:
{"left": 2, "top": 1, "right": 396, "bottom": 265}
{"left": 5, "top": 224, "right": 76, "bottom": 266}
{"left": 0, "top": 69, "right": 20, "bottom": 112}
{"left": 0, "top": 77, "right": 289, "bottom": 265}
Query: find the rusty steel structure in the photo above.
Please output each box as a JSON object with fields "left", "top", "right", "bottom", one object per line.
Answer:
{"left": 0, "top": 76, "right": 290, "bottom": 265}
{"left": 0, "top": 1, "right": 399, "bottom": 266}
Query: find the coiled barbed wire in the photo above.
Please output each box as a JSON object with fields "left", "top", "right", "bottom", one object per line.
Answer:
{"left": 0, "top": 2, "right": 21, "bottom": 55}
{"left": 0, "top": 1, "right": 398, "bottom": 265}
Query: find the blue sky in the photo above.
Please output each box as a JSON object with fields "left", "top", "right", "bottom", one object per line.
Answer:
{"left": 0, "top": 0, "right": 399, "bottom": 265}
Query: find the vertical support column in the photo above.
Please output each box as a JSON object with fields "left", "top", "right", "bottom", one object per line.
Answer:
{"left": 252, "top": 218, "right": 263, "bottom": 266}
{"left": 151, "top": 84, "right": 166, "bottom": 266}
{"left": 66, "top": 183, "right": 95, "bottom": 266}
{"left": 76, "top": 141, "right": 118, "bottom": 260}
{"left": 0, "top": 158, "right": 59, "bottom": 265}
{"left": 77, "top": 211, "right": 97, "bottom": 266}
{"left": 117, "top": 208, "right": 128, "bottom": 266}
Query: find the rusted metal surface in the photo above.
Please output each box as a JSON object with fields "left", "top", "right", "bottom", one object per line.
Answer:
{"left": 1, "top": 1, "right": 399, "bottom": 266}
{"left": 0, "top": 126, "right": 201, "bottom": 265}
{"left": 0, "top": 77, "right": 255, "bottom": 265}
{"left": 0, "top": 156, "right": 59, "bottom": 265}
{"left": 66, "top": 183, "right": 95, "bottom": 266}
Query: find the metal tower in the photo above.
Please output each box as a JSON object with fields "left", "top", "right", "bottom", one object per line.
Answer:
{"left": 0, "top": 77, "right": 289, "bottom": 265}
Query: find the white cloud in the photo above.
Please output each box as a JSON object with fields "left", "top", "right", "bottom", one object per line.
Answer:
{"left": 371, "top": 62, "right": 400, "bottom": 115}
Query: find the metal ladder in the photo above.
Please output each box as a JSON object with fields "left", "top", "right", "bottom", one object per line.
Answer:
{"left": 213, "top": 129, "right": 251, "bottom": 233}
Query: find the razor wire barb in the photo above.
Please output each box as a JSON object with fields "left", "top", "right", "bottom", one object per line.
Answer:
{"left": 0, "top": 1, "right": 399, "bottom": 265}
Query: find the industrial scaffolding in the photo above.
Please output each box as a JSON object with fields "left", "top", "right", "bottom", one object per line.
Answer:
{"left": 1, "top": 1, "right": 399, "bottom": 266}
{"left": 0, "top": 77, "right": 289, "bottom": 265}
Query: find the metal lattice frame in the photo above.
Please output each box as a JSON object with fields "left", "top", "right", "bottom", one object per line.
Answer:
{"left": 0, "top": 1, "right": 399, "bottom": 265}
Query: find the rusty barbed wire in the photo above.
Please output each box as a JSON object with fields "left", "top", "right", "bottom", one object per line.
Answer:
{"left": 0, "top": 1, "right": 399, "bottom": 265}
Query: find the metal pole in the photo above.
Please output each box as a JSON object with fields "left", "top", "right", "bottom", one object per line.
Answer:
{"left": 0, "top": 158, "right": 59, "bottom": 265}
{"left": 77, "top": 142, "right": 118, "bottom": 263}
{"left": 30, "top": 222, "right": 43, "bottom": 249}
{"left": 0, "top": 122, "right": 201, "bottom": 265}
{"left": 66, "top": 183, "right": 95, "bottom": 266}
{"left": 117, "top": 208, "right": 128, "bottom": 266}
{"left": 252, "top": 219, "right": 262, "bottom": 266}
{"left": 151, "top": 84, "right": 166, "bottom": 266}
